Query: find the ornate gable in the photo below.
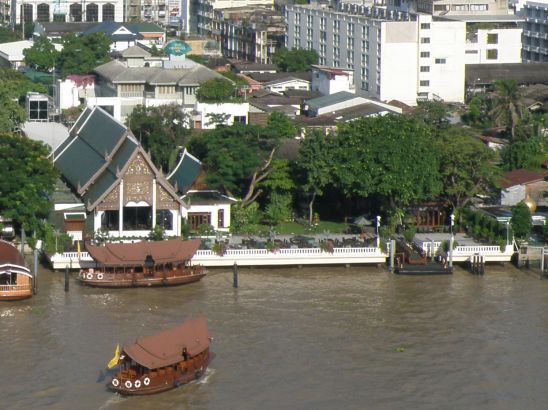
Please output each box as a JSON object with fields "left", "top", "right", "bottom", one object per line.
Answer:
{"left": 157, "top": 184, "right": 179, "bottom": 210}
{"left": 126, "top": 154, "right": 153, "bottom": 176}
{"left": 97, "top": 184, "right": 120, "bottom": 211}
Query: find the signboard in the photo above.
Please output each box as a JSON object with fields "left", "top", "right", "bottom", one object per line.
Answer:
{"left": 164, "top": 40, "right": 192, "bottom": 56}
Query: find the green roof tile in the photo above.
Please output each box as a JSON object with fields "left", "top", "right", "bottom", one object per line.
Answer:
{"left": 167, "top": 149, "right": 201, "bottom": 194}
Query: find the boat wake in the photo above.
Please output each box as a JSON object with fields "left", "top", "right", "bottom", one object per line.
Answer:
{"left": 98, "top": 393, "right": 126, "bottom": 409}
{"left": 197, "top": 368, "right": 215, "bottom": 384}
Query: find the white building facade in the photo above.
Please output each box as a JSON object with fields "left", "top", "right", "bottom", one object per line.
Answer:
{"left": 286, "top": 4, "right": 466, "bottom": 105}
{"left": 2, "top": 0, "right": 124, "bottom": 26}
{"left": 513, "top": 0, "right": 548, "bottom": 62}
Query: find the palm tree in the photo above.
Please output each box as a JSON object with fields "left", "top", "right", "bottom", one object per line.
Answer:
{"left": 489, "top": 79, "right": 524, "bottom": 139}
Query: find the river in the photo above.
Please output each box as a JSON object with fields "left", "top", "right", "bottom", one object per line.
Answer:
{"left": 1, "top": 264, "right": 548, "bottom": 410}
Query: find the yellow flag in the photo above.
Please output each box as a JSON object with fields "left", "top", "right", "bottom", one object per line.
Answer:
{"left": 77, "top": 241, "right": 81, "bottom": 257}
{"left": 107, "top": 344, "right": 120, "bottom": 369}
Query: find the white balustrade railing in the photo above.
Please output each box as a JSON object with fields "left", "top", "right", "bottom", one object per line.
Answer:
{"left": 195, "top": 247, "right": 381, "bottom": 257}
{"left": 453, "top": 246, "right": 504, "bottom": 254}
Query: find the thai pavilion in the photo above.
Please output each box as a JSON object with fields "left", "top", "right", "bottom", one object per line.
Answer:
{"left": 52, "top": 106, "right": 234, "bottom": 240}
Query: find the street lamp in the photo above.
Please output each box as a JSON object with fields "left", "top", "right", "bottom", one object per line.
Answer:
{"left": 506, "top": 220, "right": 510, "bottom": 246}
{"left": 376, "top": 215, "right": 381, "bottom": 248}
{"left": 449, "top": 213, "right": 455, "bottom": 268}
{"left": 450, "top": 213, "right": 455, "bottom": 237}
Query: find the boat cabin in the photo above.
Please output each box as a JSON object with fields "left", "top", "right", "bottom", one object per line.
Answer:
{"left": 0, "top": 240, "right": 33, "bottom": 300}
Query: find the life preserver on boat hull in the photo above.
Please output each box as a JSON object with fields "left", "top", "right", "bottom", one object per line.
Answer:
{"left": 112, "top": 378, "right": 120, "bottom": 387}
{"left": 134, "top": 380, "right": 141, "bottom": 388}
{"left": 125, "top": 380, "right": 132, "bottom": 389}
{"left": 86, "top": 273, "right": 93, "bottom": 280}
{"left": 143, "top": 377, "right": 150, "bottom": 386}
{"left": 97, "top": 273, "right": 104, "bottom": 280}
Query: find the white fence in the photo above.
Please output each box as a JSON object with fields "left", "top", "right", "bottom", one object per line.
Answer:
{"left": 50, "top": 247, "right": 387, "bottom": 269}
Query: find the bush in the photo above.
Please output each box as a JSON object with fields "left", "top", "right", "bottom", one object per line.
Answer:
{"left": 403, "top": 225, "right": 417, "bottom": 243}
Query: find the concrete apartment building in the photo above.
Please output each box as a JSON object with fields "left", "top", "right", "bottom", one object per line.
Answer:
{"left": 286, "top": 1, "right": 522, "bottom": 105}
{"left": 512, "top": 0, "right": 548, "bottom": 62}
{"left": 1, "top": 0, "right": 124, "bottom": 26}
{"left": 286, "top": 4, "right": 466, "bottom": 104}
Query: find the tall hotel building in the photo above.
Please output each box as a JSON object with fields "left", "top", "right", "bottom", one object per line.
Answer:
{"left": 285, "top": 3, "right": 467, "bottom": 105}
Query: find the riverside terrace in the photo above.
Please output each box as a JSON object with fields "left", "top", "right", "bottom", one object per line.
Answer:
{"left": 49, "top": 232, "right": 515, "bottom": 270}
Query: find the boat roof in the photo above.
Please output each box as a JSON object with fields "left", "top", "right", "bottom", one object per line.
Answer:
{"left": 0, "top": 240, "right": 31, "bottom": 277}
{"left": 86, "top": 239, "right": 201, "bottom": 266}
{"left": 123, "top": 317, "right": 210, "bottom": 369}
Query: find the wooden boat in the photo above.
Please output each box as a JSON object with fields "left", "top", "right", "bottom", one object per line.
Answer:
{"left": 78, "top": 239, "right": 206, "bottom": 288}
{"left": 0, "top": 240, "right": 33, "bottom": 300}
{"left": 109, "top": 317, "right": 214, "bottom": 395}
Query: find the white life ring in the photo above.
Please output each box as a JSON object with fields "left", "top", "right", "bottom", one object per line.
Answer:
{"left": 125, "top": 380, "right": 132, "bottom": 389}
{"left": 134, "top": 380, "right": 141, "bottom": 388}
{"left": 112, "top": 378, "right": 120, "bottom": 387}
{"left": 86, "top": 273, "right": 93, "bottom": 280}
{"left": 97, "top": 273, "right": 104, "bottom": 280}
{"left": 143, "top": 377, "right": 151, "bottom": 386}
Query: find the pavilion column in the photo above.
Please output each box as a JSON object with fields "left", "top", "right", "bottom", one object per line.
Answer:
{"left": 119, "top": 180, "right": 124, "bottom": 237}
{"left": 152, "top": 179, "right": 157, "bottom": 228}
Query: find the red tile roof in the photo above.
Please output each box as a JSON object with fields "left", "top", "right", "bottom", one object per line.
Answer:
{"left": 500, "top": 169, "right": 546, "bottom": 188}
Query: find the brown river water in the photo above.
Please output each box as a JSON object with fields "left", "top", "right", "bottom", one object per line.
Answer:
{"left": 1, "top": 264, "right": 548, "bottom": 410}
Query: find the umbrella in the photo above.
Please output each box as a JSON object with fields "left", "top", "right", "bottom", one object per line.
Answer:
{"left": 352, "top": 215, "right": 373, "bottom": 226}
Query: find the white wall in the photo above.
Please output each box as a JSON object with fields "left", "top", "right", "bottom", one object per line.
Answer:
{"left": 57, "top": 78, "right": 96, "bottom": 110}
{"left": 465, "top": 28, "right": 522, "bottom": 64}
{"left": 266, "top": 79, "right": 310, "bottom": 93}
{"left": 195, "top": 102, "right": 250, "bottom": 129}
{"left": 181, "top": 203, "right": 232, "bottom": 231}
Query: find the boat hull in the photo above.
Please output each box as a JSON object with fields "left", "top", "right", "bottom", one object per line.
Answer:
{"left": 78, "top": 272, "right": 206, "bottom": 288}
{"left": 110, "top": 350, "right": 214, "bottom": 396}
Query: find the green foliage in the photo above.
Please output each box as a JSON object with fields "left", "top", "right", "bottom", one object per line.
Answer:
{"left": 0, "top": 27, "right": 20, "bottom": 43}
{"left": 23, "top": 37, "right": 59, "bottom": 71}
{"left": 220, "top": 71, "right": 249, "bottom": 87}
{"left": 196, "top": 224, "right": 215, "bottom": 236}
{"left": 500, "top": 135, "right": 546, "bottom": 170}
{"left": 403, "top": 225, "right": 417, "bottom": 243}
{"left": 412, "top": 101, "right": 449, "bottom": 132}
{"left": 263, "top": 193, "right": 293, "bottom": 225}
{"left": 331, "top": 114, "right": 441, "bottom": 209}
{"left": 461, "top": 208, "right": 507, "bottom": 244}
{"left": 230, "top": 202, "right": 262, "bottom": 233}
{"left": 0, "top": 68, "right": 47, "bottom": 131}
{"left": 148, "top": 225, "right": 165, "bottom": 241}
{"left": 511, "top": 201, "right": 532, "bottom": 239}
{"left": 462, "top": 94, "right": 493, "bottom": 128}
{"left": 264, "top": 112, "right": 298, "bottom": 140}
{"left": 260, "top": 159, "right": 295, "bottom": 194}
{"left": 0, "top": 133, "right": 58, "bottom": 232}
{"left": 272, "top": 48, "right": 319, "bottom": 72}
{"left": 126, "top": 104, "right": 192, "bottom": 173}
{"left": 58, "top": 33, "right": 112, "bottom": 77}
{"left": 149, "top": 45, "right": 165, "bottom": 57}
{"left": 489, "top": 79, "right": 524, "bottom": 139}
{"left": 196, "top": 78, "right": 235, "bottom": 102}
{"left": 439, "top": 127, "right": 498, "bottom": 209}
{"left": 187, "top": 54, "right": 208, "bottom": 65}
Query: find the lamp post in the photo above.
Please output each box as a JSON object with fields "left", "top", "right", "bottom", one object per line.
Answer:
{"left": 376, "top": 215, "right": 381, "bottom": 248}
{"left": 506, "top": 220, "right": 510, "bottom": 246}
{"left": 449, "top": 213, "right": 455, "bottom": 268}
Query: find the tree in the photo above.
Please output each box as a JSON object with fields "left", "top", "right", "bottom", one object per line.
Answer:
{"left": 438, "top": 127, "right": 498, "bottom": 210}
{"left": 500, "top": 134, "right": 547, "bottom": 171}
{"left": 272, "top": 48, "right": 319, "bottom": 72}
{"left": 296, "top": 130, "right": 334, "bottom": 225}
{"left": 489, "top": 79, "right": 524, "bottom": 139}
{"left": 0, "top": 27, "right": 20, "bottom": 44}
{"left": 126, "top": 104, "right": 192, "bottom": 173}
{"left": 195, "top": 78, "right": 235, "bottom": 102}
{"left": 331, "top": 115, "right": 442, "bottom": 219}
{"left": 58, "top": 33, "right": 111, "bottom": 77}
{"left": 461, "top": 94, "right": 493, "bottom": 129}
{"left": 511, "top": 201, "right": 532, "bottom": 239}
{"left": 0, "top": 133, "right": 58, "bottom": 233}
{"left": 412, "top": 100, "right": 450, "bottom": 133}
{"left": 260, "top": 159, "right": 295, "bottom": 225}
{"left": 23, "top": 37, "right": 60, "bottom": 72}
{"left": 263, "top": 112, "right": 298, "bottom": 140}
{"left": 0, "top": 68, "right": 47, "bottom": 132}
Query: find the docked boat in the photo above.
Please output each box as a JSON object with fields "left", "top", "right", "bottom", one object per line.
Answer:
{"left": 0, "top": 240, "right": 33, "bottom": 300}
{"left": 108, "top": 317, "right": 214, "bottom": 395}
{"left": 79, "top": 239, "right": 205, "bottom": 288}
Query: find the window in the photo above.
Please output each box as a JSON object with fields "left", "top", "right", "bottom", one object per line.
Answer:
{"left": 420, "top": 80, "right": 430, "bottom": 86}
{"left": 465, "top": 50, "right": 478, "bottom": 54}
{"left": 29, "top": 99, "right": 48, "bottom": 120}
{"left": 333, "top": 20, "right": 340, "bottom": 32}
{"left": 470, "top": 4, "right": 488, "bottom": 11}
{"left": 307, "top": 28, "right": 313, "bottom": 39}
{"left": 347, "top": 22, "right": 354, "bottom": 36}
{"left": 361, "top": 54, "right": 368, "bottom": 65}
{"left": 320, "top": 31, "right": 327, "bottom": 42}
{"left": 487, "top": 49, "right": 498, "bottom": 59}
{"left": 347, "top": 37, "right": 354, "bottom": 48}
{"left": 320, "top": 17, "right": 326, "bottom": 30}
{"left": 307, "top": 15, "right": 314, "bottom": 27}
{"left": 362, "top": 40, "right": 369, "bottom": 51}
{"left": 435, "top": 58, "right": 446, "bottom": 64}
{"left": 101, "top": 210, "right": 119, "bottom": 230}
{"left": 157, "top": 85, "right": 175, "bottom": 95}
{"left": 102, "top": 3, "right": 115, "bottom": 21}
{"left": 420, "top": 23, "right": 430, "bottom": 29}
{"left": 123, "top": 206, "right": 152, "bottom": 231}
{"left": 362, "top": 81, "right": 369, "bottom": 91}
{"left": 420, "top": 66, "right": 430, "bottom": 72}
{"left": 234, "top": 115, "right": 247, "bottom": 124}
{"left": 347, "top": 51, "right": 354, "bottom": 68}
{"left": 334, "top": 34, "right": 340, "bottom": 45}
{"left": 188, "top": 213, "right": 211, "bottom": 232}
{"left": 362, "top": 26, "right": 369, "bottom": 39}
{"left": 420, "top": 51, "right": 430, "bottom": 58}
{"left": 21, "top": 4, "right": 33, "bottom": 22}
{"left": 156, "top": 210, "right": 173, "bottom": 230}
{"left": 453, "top": 4, "right": 469, "bottom": 11}
{"left": 86, "top": 3, "right": 99, "bottom": 22}
{"left": 217, "top": 209, "right": 224, "bottom": 228}
{"left": 361, "top": 67, "right": 368, "bottom": 79}
{"left": 420, "top": 37, "right": 430, "bottom": 44}
{"left": 37, "top": 3, "right": 50, "bottom": 22}
{"left": 307, "top": 41, "right": 313, "bottom": 50}
{"left": 487, "top": 33, "right": 498, "bottom": 44}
